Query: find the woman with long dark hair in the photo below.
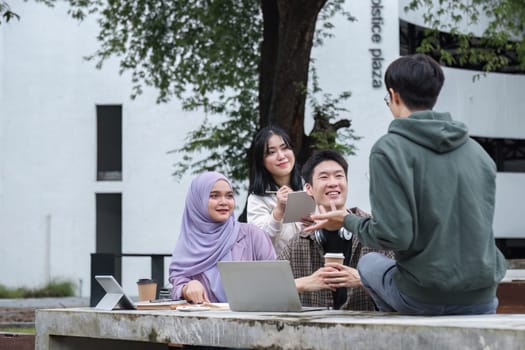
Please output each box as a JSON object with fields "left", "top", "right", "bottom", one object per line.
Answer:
{"left": 247, "top": 126, "right": 304, "bottom": 255}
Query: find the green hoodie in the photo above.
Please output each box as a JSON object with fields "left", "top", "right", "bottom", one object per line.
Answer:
{"left": 344, "top": 110, "right": 507, "bottom": 305}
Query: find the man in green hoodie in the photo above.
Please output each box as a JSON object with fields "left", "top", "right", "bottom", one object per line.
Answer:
{"left": 305, "top": 54, "right": 507, "bottom": 315}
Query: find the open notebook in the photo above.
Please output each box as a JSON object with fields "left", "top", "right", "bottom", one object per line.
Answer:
{"left": 218, "top": 260, "right": 325, "bottom": 312}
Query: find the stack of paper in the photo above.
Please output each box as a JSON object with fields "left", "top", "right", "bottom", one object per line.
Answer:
{"left": 135, "top": 300, "right": 188, "bottom": 310}
{"left": 135, "top": 300, "right": 230, "bottom": 310}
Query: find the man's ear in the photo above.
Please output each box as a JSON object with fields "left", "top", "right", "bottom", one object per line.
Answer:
{"left": 391, "top": 89, "right": 403, "bottom": 106}
{"left": 304, "top": 183, "right": 313, "bottom": 196}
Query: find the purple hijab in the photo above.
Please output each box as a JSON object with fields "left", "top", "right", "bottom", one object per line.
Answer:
{"left": 170, "top": 171, "right": 240, "bottom": 301}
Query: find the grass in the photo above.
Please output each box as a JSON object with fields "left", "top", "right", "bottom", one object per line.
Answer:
{"left": 0, "top": 279, "right": 76, "bottom": 298}
{"left": 0, "top": 327, "right": 35, "bottom": 334}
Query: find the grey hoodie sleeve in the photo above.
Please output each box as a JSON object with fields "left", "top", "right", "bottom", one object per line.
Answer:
{"left": 344, "top": 151, "right": 413, "bottom": 251}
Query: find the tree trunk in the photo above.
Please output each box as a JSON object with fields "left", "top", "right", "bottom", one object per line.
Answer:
{"left": 240, "top": 0, "right": 328, "bottom": 222}
{"left": 259, "top": 0, "right": 279, "bottom": 128}
{"left": 259, "top": 0, "right": 327, "bottom": 161}
{"left": 272, "top": 0, "right": 327, "bottom": 162}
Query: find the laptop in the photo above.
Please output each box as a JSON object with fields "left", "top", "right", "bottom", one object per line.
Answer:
{"left": 94, "top": 275, "right": 137, "bottom": 310}
{"left": 218, "top": 260, "right": 325, "bottom": 312}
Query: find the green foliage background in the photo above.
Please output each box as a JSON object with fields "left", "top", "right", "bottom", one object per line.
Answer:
{"left": 406, "top": 0, "right": 525, "bottom": 72}
{"left": 2, "top": 1, "right": 523, "bottom": 189}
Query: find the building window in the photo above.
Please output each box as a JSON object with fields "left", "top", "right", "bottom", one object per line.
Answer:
{"left": 473, "top": 137, "right": 525, "bottom": 173}
{"left": 95, "top": 193, "right": 122, "bottom": 287}
{"left": 97, "top": 105, "right": 122, "bottom": 181}
{"left": 96, "top": 193, "right": 122, "bottom": 254}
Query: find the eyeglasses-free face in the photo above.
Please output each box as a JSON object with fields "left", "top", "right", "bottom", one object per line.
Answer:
{"left": 263, "top": 134, "right": 295, "bottom": 180}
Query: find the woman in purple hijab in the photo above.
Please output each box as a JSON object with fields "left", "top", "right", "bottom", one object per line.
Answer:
{"left": 169, "top": 171, "right": 276, "bottom": 303}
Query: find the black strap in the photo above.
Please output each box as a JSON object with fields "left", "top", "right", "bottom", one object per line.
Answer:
{"left": 322, "top": 229, "right": 353, "bottom": 309}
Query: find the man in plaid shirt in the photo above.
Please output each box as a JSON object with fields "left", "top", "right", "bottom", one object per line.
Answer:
{"left": 278, "top": 150, "right": 393, "bottom": 310}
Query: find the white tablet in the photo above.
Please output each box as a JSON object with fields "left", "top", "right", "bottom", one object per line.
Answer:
{"left": 282, "top": 191, "right": 316, "bottom": 223}
{"left": 95, "top": 275, "right": 136, "bottom": 310}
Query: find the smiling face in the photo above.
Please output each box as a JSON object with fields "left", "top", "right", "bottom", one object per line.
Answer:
{"left": 263, "top": 134, "right": 296, "bottom": 186}
{"left": 305, "top": 160, "right": 348, "bottom": 211}
{"left": 207, "top": 179, "right": 235, "bottom": 222}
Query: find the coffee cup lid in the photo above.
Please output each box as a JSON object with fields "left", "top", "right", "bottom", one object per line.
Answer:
{"left": 137, "top": 278, "right": 156, "bottom": 285}
{"left": 324, "top": 253, "right": 345, "bottom": 259}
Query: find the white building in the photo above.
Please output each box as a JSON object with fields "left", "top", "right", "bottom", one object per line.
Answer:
{"left": 1, "top": 1, "right": 523, "bottom": 299}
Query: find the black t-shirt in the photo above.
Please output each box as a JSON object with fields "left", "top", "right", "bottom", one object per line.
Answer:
{"left": 321, "top": 229, "right": 353, "bottom": 309}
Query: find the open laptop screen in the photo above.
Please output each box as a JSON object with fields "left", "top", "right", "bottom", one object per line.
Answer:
{"left": 218, "top": 260, "right": 322, "bottom": 312}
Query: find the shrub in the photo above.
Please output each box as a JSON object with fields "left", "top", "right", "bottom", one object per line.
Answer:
{"left": 0, "top": 279, "right": 76, "bottom": 298}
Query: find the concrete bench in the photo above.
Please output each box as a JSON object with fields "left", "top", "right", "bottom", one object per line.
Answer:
{"left": 36, "top": 307, "right": 525, "bottom": 350}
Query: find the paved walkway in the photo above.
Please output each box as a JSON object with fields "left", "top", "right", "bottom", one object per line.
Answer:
{"left": 0, "top": 297, "right": 89, "bottom": 327}
{"left": 0, "top": 297, "right": 89, "bottom": 309}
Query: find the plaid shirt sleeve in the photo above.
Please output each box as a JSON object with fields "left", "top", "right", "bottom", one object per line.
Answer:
{"left": 278, "top": 235, "right": 334, "bottom": 308}
{"left": 278, "top": 232, "right": 390, "bottom": 311}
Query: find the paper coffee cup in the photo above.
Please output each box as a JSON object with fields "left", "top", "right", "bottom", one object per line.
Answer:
{"left": 137, "top": 278, "right": 157, "bottom": 301}
{"left": 324, "top": 253, "right": 345, "bottom": 265}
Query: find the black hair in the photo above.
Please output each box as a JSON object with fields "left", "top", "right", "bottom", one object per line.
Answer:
{"left": 384, "top": 54, "right": 444, "bottom": 110}
{"left": 301, "top": 150, "right": 348, "bottom": 185}
{"left": 249, "top": 126, "right": 303, "bottom": 195}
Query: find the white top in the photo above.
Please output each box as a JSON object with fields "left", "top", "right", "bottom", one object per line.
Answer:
{"left": 247, "top": 193, "right": 302, "bottom": 256}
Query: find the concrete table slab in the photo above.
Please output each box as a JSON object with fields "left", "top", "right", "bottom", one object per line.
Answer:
{"left": 36, "top": 307, "right": 525, "bottom": 350}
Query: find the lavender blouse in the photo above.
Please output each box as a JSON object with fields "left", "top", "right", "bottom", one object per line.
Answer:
{"left": 169, "top": 222, "right": 276, "bottom": 302}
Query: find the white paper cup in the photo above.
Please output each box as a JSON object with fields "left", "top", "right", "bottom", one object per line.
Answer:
{"left": 324, "top": 253, "right": 345, "bottom": 265}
